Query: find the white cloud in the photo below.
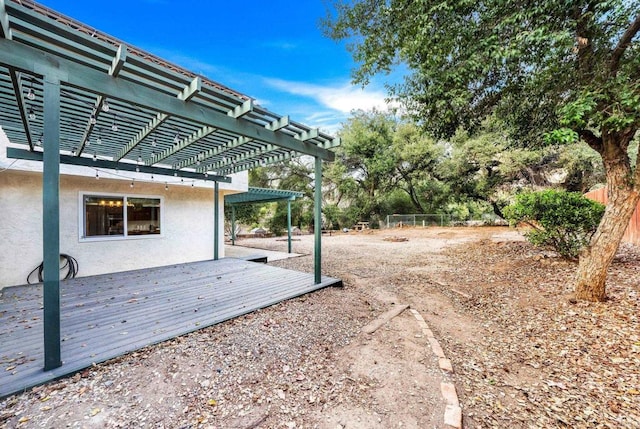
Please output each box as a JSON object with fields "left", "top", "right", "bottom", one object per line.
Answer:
{"left": 264, "top": 78, "right": 393, "bottom": 114}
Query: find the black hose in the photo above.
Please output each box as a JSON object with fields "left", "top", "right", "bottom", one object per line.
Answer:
{"left": 27, "top": 254, "right": 79, "bottom": 284}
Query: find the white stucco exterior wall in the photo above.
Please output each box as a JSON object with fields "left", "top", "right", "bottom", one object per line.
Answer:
{"left": 0, "top": 128, "right": 248, "bottom": 289}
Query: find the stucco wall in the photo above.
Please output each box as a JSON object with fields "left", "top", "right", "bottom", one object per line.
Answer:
{"left": 0, "top": 170, "right": 229, "bottom": 288}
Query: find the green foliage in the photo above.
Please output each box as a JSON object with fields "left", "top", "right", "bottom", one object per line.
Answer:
{"left": 324, "top": 0, "right": 640, "bottom": 146}
{"left": 503, "top": 190, "right": 605, "bottom": 258}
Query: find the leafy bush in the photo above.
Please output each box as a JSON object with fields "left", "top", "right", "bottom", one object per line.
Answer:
{"left": 503, "top": 190, "right": 605, "bottom": 258}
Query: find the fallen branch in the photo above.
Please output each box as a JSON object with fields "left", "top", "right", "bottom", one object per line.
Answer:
{"left": 362, "top": 304, "right": 410, "bottom": 334}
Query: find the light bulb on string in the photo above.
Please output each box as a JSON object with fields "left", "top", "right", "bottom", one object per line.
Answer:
{"left": 101, "top": 100, "right": 110, "bottom": 112}
{"left": 165, "top": 182, "right": 168, "bottom": 191}
{"left": 90, "top": 114, "right": 97, "bottom": 125}
{"left": 135, "top": 166, "right": 140, "bottom": 173}
{"left": 173, "top": 133, "right": 180, "bottom": 145}
{"left": 26, "top": 87, "right": 35, "bottom": 101}
{"left": 93, "top": 153, "right": 97, "bottom": 162}
{"left": 111, "top": 115, "right": 118, "bottom": 132}
{"left": 130, "top": 179, "right": 135, "bottom": 188}
{"left": 96, "top": 136, "right": 102, "bottom": 145}
{"left": 71, "top": 148, "right": 77, "bottom": 156}
{"left": 151, "top": 138, "right": 157, "bottom": 147}
{"left": 95, "top": 171, "right": 99, "bottom": 180}
{"left": 28, "top": 107, "right": 36, "bottom": 120}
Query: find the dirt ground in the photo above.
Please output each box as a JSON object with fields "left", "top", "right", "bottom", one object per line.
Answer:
{"left": 1, "top": 227, "right": 639, "bottom": 428}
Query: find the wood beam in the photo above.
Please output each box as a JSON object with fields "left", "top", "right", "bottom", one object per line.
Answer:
{"left": 0, "top": 38, "right": 336, "bottom": 161}
{"left": 7, "top": 147, "right": 232, "bottom": 183}
{"left": 147, "top": 125, "right": 216, "bottom": 165}
{"left": 78, "top": 44, "right": 127, "bottom": 155}
{"left": 117, "top": 77, "right": 203, "bottom": 162}
{"left": 228, "top": 99, "right": 253, "bottom": 118}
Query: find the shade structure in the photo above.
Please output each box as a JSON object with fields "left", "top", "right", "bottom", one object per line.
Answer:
{"left": 0, "top": 0, "right": 339, "bottom": 373}
{"left": 225, "top": 187, "right": 305, "bottom": 253}
{"left": 0, "top": 0, "right": 339, "bottom": 177}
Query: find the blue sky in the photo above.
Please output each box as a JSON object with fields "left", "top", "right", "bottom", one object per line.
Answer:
{"left": 38, "top": 0, "right": 397, "bottom": 134}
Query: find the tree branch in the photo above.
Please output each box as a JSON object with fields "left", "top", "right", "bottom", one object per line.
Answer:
{"left": 610, "top": 13, "right": 640, "bottom": 75}
{"left": 579, "top": 129, "right": 604, "bottom": 154}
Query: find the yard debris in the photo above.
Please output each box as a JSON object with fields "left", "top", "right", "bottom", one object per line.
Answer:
{"left": 383, "top": 236, "right": 408, "bottom": 242}
{"left": 1, "top": 227, "right": 638, "bottom": 428}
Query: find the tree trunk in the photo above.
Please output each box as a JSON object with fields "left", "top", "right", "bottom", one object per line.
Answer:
{"left": 575, "top": 137, "right": 639, "bottom": 301}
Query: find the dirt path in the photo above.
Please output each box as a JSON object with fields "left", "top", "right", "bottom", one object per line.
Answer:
{"left": 3, "top": 227, "right": 638, "bottom": 428}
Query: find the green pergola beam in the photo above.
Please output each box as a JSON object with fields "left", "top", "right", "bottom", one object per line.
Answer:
{"left": 7, "top": 147, "right": 232, "bottom": 183}
{"left": 117, "top": 76, "right": 201, "bottom": 162}
{"left": 1, "top": 2, "right": 33, "bottom": 151}
{"left": 147, "top": 125, "right": 216, "bottom": 165}
{"left": 0, "top": 38, "right": 336, "bottom": 161}
{"left": 78, "top": 44, "right": 127, "bottom": 156}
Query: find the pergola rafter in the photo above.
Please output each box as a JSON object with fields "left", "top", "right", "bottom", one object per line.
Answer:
{"left": 77, "top": 44, "right": 126, "bottom": 156}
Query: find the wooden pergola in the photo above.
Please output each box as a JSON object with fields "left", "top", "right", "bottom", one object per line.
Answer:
{"left": 0, "top": 0, "right": 339, "bottom": 372}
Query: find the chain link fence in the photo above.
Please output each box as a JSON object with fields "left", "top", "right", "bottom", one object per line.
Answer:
{"left": 384, "top": 213, "right": 505, "bottom": 228}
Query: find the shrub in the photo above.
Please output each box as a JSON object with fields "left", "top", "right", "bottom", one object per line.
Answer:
{"left": 503, "top": 189, "right": 605, "bottom": 258}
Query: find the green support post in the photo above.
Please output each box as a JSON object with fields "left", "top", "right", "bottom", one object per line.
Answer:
{"left": 231, "top": 205, "right": 236, "bottom": 246}
{"left": 314, "top": 157, "right": 322, "bottom": 284}
{"left": 42, "top": 75, "right": 62, "bottom": 371}
{"left": 214, "top": 181, "right": 219, "bottom": 260}
{"left": 287, "top": 198, "right": 292, "bottom": 253}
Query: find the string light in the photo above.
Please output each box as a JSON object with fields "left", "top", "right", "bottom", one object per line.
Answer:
{"left": 151, "top": 174, "right": 154, "bottom": 180}
{"left": 204, "top": 172, "right": 209, "bottom": 178}
{"left": 111, "top": 114, "right": 118, "bottom": 132}
{"left": 130, "top": 179, "right": 134, "bottom": 188}
{"left": 96, "top": 136, "right": 102, "bottom": 145}
{"left": 26, "top": 87, "right": 36, "bottom": 101}
{"left": 93, "top": 153, "right": 97, "bottom": 161}
{"left": 28, "top": 106, "right": 36, "bottom": 120}
{"left": 95, "top": 171, "right": 99, "bottom": 180}
{"left": 135, "top": 166, "right": 140, "bottom": 172}
{"left": 36, "top": 135, "right": 43, "bottom": 146}
{"left": 151, "top": 138, "right": 157, "bottom": 147}
{"left": 165, "top": 182, "right": 168, "bottom": 191}
{"left": 173, "top": 133, "right": 180, "bottom": 145}
{"left": 101, "top": 100, "right": 110, "bottom": 112}
{"left": 90, "top": 113, "right": 97, "bottom": 125}
{"left": 137, "top": 155, "right": 142, "bottom": 163}
{"left": 71, "top": 148, "right": 77, "bottom": 156}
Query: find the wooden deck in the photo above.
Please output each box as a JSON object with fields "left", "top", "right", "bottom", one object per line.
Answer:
{"left": 0, "top": 258, "right": 342, "bottom": 398}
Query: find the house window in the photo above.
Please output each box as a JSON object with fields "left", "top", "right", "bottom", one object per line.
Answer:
{"left": 82, "top": 194, "right": 162, "bottom": 239}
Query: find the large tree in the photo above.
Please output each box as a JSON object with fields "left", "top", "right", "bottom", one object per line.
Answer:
{"left": 324, "top": 0, "right": 640, "bottom": 301}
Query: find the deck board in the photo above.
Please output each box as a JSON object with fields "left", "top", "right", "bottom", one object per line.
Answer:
{"left": 0, "top": 258, "right": 341, "bottom": 398}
